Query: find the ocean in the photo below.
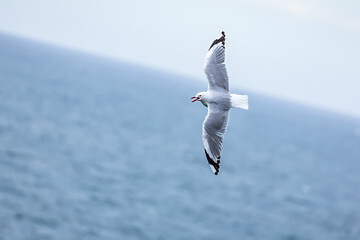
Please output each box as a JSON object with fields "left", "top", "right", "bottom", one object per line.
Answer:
{"left": 0, "top": 33, "right": 359, "bottom": 240}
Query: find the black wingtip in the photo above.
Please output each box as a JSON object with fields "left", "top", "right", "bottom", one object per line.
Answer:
{"left": 208, "top": 31, "right": 226, "bottom": 51}
{"left": 204, "top": 149, "right": 220, "bottom": 175}
{"left": 221, "top": 31, "right": 225, "bottom": 47}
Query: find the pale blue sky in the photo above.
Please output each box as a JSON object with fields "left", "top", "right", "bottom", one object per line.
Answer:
{"left": 1, "top": 0, "right": 359, "bottom": 117}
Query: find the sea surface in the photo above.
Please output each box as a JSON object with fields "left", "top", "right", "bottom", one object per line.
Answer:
{"left": 0, "top": 33, "right": 360, "bottom": 240}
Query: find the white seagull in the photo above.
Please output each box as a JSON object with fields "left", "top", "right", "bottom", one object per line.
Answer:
{"left": 191, "top": 31, "right": 248, "bottom": 175}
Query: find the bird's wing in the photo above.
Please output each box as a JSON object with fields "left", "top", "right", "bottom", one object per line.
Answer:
{"left": 204, "top": 33, "right": 229, "bottom": 92}
{"left": 202, "top": 103, "right": 229, "bottom": 175}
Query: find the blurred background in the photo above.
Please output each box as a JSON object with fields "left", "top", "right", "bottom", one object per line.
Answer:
{"left": 0, "top": 1, "right": 360, "bottom": 239}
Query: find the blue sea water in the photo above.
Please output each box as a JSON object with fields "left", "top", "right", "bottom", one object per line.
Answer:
{"left": 0, "top": 33, "right": 360, "bottom": 240}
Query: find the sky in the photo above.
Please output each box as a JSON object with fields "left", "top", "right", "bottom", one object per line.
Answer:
{"left": 0, "top": 0, "right": 359, "bottom": 117}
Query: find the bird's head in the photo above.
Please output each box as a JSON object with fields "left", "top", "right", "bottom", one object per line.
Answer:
{"left": 191, "top": 92, "right": 206, "bottom": 103}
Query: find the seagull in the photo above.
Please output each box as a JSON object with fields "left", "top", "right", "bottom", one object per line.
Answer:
{"left": 191, "top": 31, "right": 248, "bottom": 175}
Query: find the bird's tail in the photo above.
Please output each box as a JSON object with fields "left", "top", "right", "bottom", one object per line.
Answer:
{"left": 231, "top": 94, "right": 249, "bottom": 110}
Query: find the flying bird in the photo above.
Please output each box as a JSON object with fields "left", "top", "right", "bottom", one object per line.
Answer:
{"left": 191, "top": 31, "right": 248, "bottom": 175}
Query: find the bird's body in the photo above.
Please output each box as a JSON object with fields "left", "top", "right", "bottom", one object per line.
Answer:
{"left": 191, "top": 31, "right": 248, "bottom": 175}
{"left": 197, "top": 91, "right": 231, "bottom": 109}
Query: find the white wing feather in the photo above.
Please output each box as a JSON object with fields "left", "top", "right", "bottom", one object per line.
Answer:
{"left": 202, "top": 103, "right": 229, "bottom": 175}
{"left": 204, "top": 43, "right": 229, "bottom": 92}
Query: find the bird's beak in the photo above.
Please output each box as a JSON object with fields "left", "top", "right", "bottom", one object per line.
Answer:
{"left": 191, "top": 96, "right": 199, "bottom": 102}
